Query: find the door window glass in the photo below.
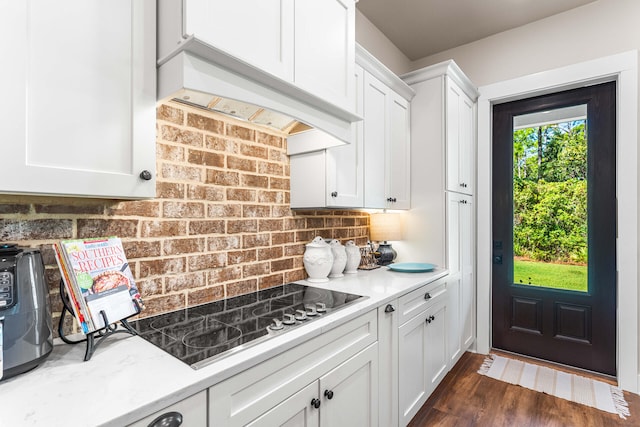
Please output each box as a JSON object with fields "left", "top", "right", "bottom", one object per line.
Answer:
{"left": 512, "top": 105, "right": 588, "bottom": 292}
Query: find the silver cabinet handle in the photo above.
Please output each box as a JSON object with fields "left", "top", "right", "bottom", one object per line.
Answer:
{"left": 148, "top": 411, "right": 183, "bottom": 427}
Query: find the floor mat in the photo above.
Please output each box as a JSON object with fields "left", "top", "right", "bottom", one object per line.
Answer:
{"left": 478, "top": 354, "right": 630, "bottom": 419}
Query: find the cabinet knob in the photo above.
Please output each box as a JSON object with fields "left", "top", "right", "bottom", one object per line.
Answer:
{"left": 459, "top": 199, "right": 468, "bottom": 204}
{"left": 311, "top": 398, "right": 321, "bottom": 409}
{"left": 139, "top": 170, "right": 153, "bottom": 181}
{"left": 459, "top": 182, "right": 467, "bottom": 188}
{"left": 425, "top": 315, "right": 435, "bottom": 324}
{"left": 324, "top": 389, "right": 334, "bottom": 400}
{"left": 148, "top": 411, "right": 183, "bottom": 427}
{"left": 424, "top": 293, "right": 431, "bottom": 300}
{"left": 386, "top": 197, "right": 397, "bottom": 203}
{"left": 384, "top": 304, "right": 395, "bottom": 313}
{"left": 331, "top": 191, "right": 338, "bottom": 197}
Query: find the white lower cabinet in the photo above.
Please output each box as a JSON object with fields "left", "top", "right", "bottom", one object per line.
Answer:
{"left": 209, "top": 310, "right": 378, "bottom": 426}
{"left": 447, "top": 192, "right": 475, "bottom": 366}
{"left": 378, "top": 300, "right": 399, "bottom": 427}
{"left": 246, "top": 381, "right": 319, "bottom": 427}
{"left": 397, "top": 279, "right": 448, "bottom": 426}
{"left": 127, "top": 390, "right": 207, "bottom": 427}
{"left": 247, "top": 344, "right": 378, "bottom": 427}
{"left": 319, "top": 343, "right": 379, "bottom": 426}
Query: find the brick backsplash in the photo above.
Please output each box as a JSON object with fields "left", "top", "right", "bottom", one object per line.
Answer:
{"left": 0, "top": 101, "right": 369, "bottom": 336}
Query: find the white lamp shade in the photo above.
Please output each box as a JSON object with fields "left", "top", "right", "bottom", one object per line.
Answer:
{"left": 369, "top": 213, "right": 403, "bottom": 241}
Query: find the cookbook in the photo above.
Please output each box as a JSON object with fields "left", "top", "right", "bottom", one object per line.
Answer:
{"left": 53, "top": 237, "right": 143, "bottom": 333}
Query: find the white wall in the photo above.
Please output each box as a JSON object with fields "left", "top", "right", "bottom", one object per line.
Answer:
{"left": 355, "top": 9, "right": 412, "bottom": 76}
{"left": 409, "top": 0, "right": 640, "bottom": 87}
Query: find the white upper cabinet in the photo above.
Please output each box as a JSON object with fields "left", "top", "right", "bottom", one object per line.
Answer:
{"left": 294, "top": 0, "right": 355, "bottom": 112}
{"left": 289, "top": 46, "right": 413, "bottom": 210}
{"left": 325, "top": 63, "right": 365, "bottom": 207}
{"left": 362, "top": 71, "right": 388, "bottom": 209}
{"left": 289, "top": 64, "right": 363, "bottom": 209}
{"left": 183, "top": 0, "right": 294, "bottom": 82}
{"left": 164, "top": 0, "right": 356, "bottom": 117}
{"left": 446, "top": 77, "right": 475, "bottom": 195}
{"left": 0, "top": 0, "right": 157, "bottom": 199}
{"left": 360, "top": 47, "right": 414, "bottom": 210}
{"left": 387, "top": 93, "right": 411, "bottom": 209}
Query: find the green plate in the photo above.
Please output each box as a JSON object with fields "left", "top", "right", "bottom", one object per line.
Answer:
{"left": 387, "top": 262, "right": 436, "bottom": 273}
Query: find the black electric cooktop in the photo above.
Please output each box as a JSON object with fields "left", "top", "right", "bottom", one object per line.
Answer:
{"left": 131, "top": 283, "right": 365, "bottom": 369}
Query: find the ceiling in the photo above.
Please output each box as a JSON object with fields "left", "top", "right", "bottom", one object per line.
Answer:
{"left": 356, "top": 0, "right": 597, "bottom": 61}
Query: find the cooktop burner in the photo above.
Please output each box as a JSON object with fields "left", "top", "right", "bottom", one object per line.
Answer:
{"left": 131, "top": 283, "right": 365, "bottom": 369}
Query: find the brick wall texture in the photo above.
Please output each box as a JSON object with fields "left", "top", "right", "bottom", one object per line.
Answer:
{"left": 0, "top": 101, "right": 370, "bottom": 335}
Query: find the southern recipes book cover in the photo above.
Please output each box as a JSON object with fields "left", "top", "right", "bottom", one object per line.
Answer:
{"left": 54, "top": 237, "right": 144, "bottom": 332}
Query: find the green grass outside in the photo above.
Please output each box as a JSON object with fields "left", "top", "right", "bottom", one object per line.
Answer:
{"left": 513, "top": 259, "right": 587, "bottom": 292}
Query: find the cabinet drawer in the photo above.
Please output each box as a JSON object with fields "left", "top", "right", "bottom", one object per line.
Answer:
{"left": 127, "top": 390, "right": 207, "bottom": 427}
{"left": 398, "top": 277, "right": 447, "bottom": 325}
{"left": 209, "top": 310, "right": 377, "bottom": 426}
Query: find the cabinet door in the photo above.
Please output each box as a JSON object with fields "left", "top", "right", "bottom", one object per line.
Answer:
{"left": 398, "top": 297, "right": 448, "bottom": 426}
{"left": 184, "top": 0, "right": 294, "bottom": 81}
{"left": 387, "top": 93, "right": 411, "bottom": 209}
{"left": 326, "top": 63, "right": 364, "bottom": 207}
{"left": 319, "top": 343, "right": 379, "bottom": 427}
{"left": 294, "top": 0, "right": 355, "bottom": 112}
{"left": 246, "top": 382, "right": 319, "bottom": 427}
{"left": 363, "top": 71, "right": 389, "bottom": 209}
{"left": 1, "top": 0, "right": 156, "bottom": 199}
{"left": 290, "top": 151, "right": 327, "bottom": 208}
{"left": 447, "top": 192, "right": 475, "bottom": 364}
{"left": 398, "top": 310, "right": 429, "bottom": 425}
{"left": 378, "top": 301, "right": 399, "bottom": 427}
{"left": 447, "top": 274, "right": 463, "bottom": 366}
{"left": 446, "top": 77, "right": 475, "bottom": 195}
{"left": 459, "top": 194, "right": 475, "bottom": 351}
{"left": 424, "top": 299, "right": 449, "bottom": 394}
{"left": 127, "top": 391, "right": 207, "bottom": 427}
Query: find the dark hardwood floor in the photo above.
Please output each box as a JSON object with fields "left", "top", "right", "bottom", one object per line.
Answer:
{"left": 408, "top": 352, "right": 640, "bottom": 427}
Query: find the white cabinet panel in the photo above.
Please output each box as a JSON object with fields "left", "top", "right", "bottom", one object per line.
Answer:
{"left": 184, "top": 0, "right": 294, "bottom": 81}
{"left": 447, "top": 192, "right": 475, "bottom": 365}
{"left": 388, "top": 94, "right": 411, "bottom": 209}
{"left": 290, "top": 151, "right": 327, "bottom": 208}
{"left": 320, "top": 343, "right": 379, "bottom": 427}
{"left": 325, "top": 63, "right": 364, "bottom": 207}
{"left": 398, "top": 284, "right": 448, "bottom": 426}
{"left": 246, "top": 382, "right": 319, "bottom": 427}
{"left": 363, "top": 71, "right": 389, "bottom": 209}
{"left": 294, "top": 0, "right": 355, "bottom": 112}
{"left": 0, "top": 0, "right": 156, "bottom": 198}
{"left": 363, "top": 71, "right": 411, "bottom": 209}
{"left": 446, "top": 77, "right": 475, "bottom": 195}
{"left": 209, "top": 311, "right": 376, "bottom": 426}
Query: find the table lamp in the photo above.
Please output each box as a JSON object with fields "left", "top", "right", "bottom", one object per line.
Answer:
{"left": 369, "top": 213, "right": 402, "bottom": 265}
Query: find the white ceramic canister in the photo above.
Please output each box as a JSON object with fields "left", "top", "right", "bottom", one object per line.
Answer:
{"left": 329, "top": 239, "right": 347, "bottom": 278}
{"left": 343, "top": 240, "right": 361, "bottom": 274}
{"left": 303, "top": 236, "right": 333, "bottom": 282}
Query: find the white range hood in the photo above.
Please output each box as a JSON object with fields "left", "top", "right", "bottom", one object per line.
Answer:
{"left": 157, "top": 36, "right": 360, "bottom": 155}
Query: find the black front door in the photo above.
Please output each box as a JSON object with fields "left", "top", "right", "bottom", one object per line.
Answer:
{"left": 491, "top": 82, "right": 617, "bottom": 375}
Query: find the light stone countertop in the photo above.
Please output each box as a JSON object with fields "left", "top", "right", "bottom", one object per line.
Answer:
{"left": 1, "top": 267, "right": 448, "bottom": 427}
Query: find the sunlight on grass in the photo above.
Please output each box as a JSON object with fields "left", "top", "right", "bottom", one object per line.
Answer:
{"left": 513, "top": 259, "right": 587, "bottom": 292}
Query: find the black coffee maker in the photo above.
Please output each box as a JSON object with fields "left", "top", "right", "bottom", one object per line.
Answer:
{"left": 0, "top": 244, "right": 53, "bottom": 380}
